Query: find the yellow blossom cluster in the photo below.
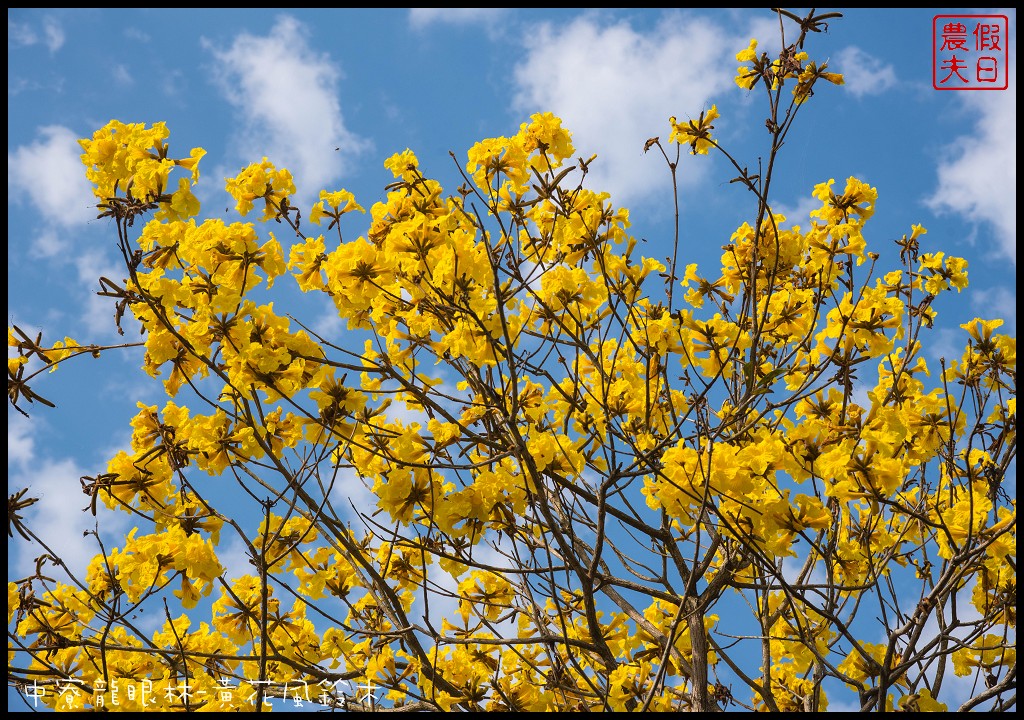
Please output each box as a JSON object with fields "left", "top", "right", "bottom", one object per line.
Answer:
{"left": 7, "top": 24, "right": 1014, "bottom": 714}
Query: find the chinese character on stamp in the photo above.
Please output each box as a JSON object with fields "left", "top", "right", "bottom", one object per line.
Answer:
{"left": 933, "top": 15, "right": 1009, "bottom": 90}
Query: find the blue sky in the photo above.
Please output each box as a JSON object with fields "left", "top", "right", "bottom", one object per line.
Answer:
{"left": 7, "top": 7, "right": 1016, "bottom": 711}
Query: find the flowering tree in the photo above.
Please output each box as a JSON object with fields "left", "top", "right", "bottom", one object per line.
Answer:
{"left": 8, "top": 9, "right": 1016, "bottom": 713}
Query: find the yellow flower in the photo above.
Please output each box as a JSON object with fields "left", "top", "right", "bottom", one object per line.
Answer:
{"left": 173, "top": 575, "right": 202, "bottom": 609}
{"left": 518, "top": 111, "right": 575, "bottom": 170}
{"left": 961, "top": 317, "right": 1003, "bottom": 346}
{"left": 669, "top": 105, "right": 720, "bottom": 155}
{"left": 384, "top": 148, "right": 420, "bottom": 182}
{"left": 793, "top": 61, "right": 844, "bottom": 104}
{"left": 8, "top": 582, "right": 19, "bottom": 624}
{"left": 8, "top": 355, "right": 28, "bottom": 375}
{"left": 919, "top": 252, "right": 969, "bottom": 294}
{"left": 310, "top": 188, "right": 365, "bottom": 227}
{"left": 174, "top": 147, "right": 206, "bottom": 183}
{"left": 288, "top": 235, "right": 327, "bottom": 291}
{"left": 811, "top": 176, "right": 877, "bottom": 226}
{"left": 897, "top": 688, "right": 947, "bottom": 711}
{"left": 837, "top": 642, "right": 905, "bottom": 686}
{"left": 457, "top": 570, "right": 513, "bottom": 623}
{"left": 466, "top": 135, "right": 530, "bottom": 193}
{"left": 42, "top": 337, "right": 81, "bottom": 371}
{"left": 952, "top": 634, "right": 1016, "bottom": 677}
{"left": 225, "top": 158, "right": 296, "bottom": 220}
{"left": 735, "top": 38, "right": 761, "bottom": 89}
{"left": 156, "top": 176, "right": 201, "bottom": 222}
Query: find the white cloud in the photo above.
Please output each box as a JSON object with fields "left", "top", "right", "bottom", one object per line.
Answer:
{"left": 160, "top": 68, "right": 187, "bottom": 99}
{"left": 409, "top": 8, "right": 509, "bottom": 29}
{"left": 769, "top": 195, "right": 820, "bottom": 230}
{"left": 925, "top": 327, "right": 965, "bottom": 366}
{"left": 915, "top": 583, "right": 991, "bottom": 710}
{"left": 781, "top": 551, "right": 826, "bottom": 585}
{"left": 8, "top": 125, "right": 97, "bottom": 251}
{"left": 825, "top": 698, "right": 864, "bottom": 713}
{"left": 511, "top": 12, "right": 745, "bottom": 207}
{"left": 7, "top": 411, "right": 36, "bottom": 467}
{"left": 216, "top": 535, "right": 257, "bottom": 583}
{"left": 124, "top": 27, "right": 151, "bottom": 43}
{"left": 31, "top": 229, "right": 66, "bottom": 258}
{"left": 7, "top": 16, "right": 64, "bottom": 52}
{"left": 8, "top": 19, "right": 35, "bottom": 46}
{"left": 971, "top": 285, "right": 1016, "bottom": 331}
{"left": 11, "top": 456, "right": 129, "bottom": 582}
{"left": 74, "top": 249, "right": 126, "bottom": 335}
{"left": 401, "top": 532, "right": 523, "bottom": 641}
{"left": 8, "top": 126, "right": 129, "bottom": 341}
{"left": 204, "top": 15, "right": 368, "bottom": 205}
{"left": 851, "top": 381, "right": 871, "bottom": 411}
{"left": 833, "top": 46, "right": 897, "bottom": 97}
{"left": 312, "top": 300, "right": 345, "bottom": 341}
{"left": 42, "top": 17, "right": 64, "bottom": 52}
{"left": 925, "top": 64, "right": 1016, "bottom": 264}
{"left": 330, "top": 465, "right": 381, "bottom": 526}
{"left": 111, "top": 64, "right": 134, "bottom": 87}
